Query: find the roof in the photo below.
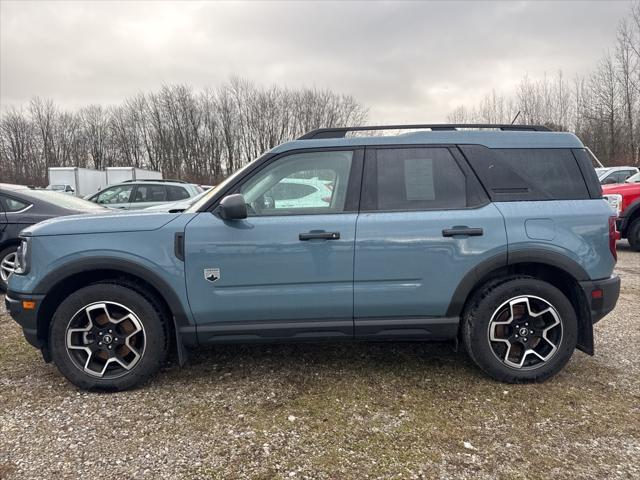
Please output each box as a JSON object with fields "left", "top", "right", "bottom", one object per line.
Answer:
{"left": 271, "top": 130, "right": 584, "bottom": 154}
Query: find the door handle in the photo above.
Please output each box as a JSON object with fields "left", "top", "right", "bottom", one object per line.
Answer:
{"left": 442, "top": 227, "right": 484, "bottom": 237}
{"left": 299, "top": 231, "right": 340, "bottom": 241}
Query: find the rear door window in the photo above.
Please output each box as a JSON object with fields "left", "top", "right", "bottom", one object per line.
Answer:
{"left": 461, "top": 147, "right": 590, "bottom": 201}
{"left": 362, "top": 147, "right": 469, "bottom": 211}
{"left": 133, "top": 185, "right": 168, "bottom": 203}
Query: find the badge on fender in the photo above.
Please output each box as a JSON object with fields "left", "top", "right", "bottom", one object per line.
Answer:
{"left": 204, "top": 268, "right": 220, "bottom": 283}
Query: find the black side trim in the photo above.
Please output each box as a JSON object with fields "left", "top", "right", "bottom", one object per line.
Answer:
{"left": 5, "top": 292, "right": 45, "bottom": 349}
{"left": 195, "top": 318, "right": 354, "bottom": 344}
{"left": 444, "top": 249, "right": 590, "bottom": 318}
{"left": 445, "top": 252, "right": 508, "bottom": 317}
{"left": 174, "top": 232, "right": 185, "bottom": 261}
{"left": 35, "top": 257, "right": 192, "bottom": 330}
{"left": 354, "top": 317, "right": 459, "bottom": 340}
{"left": 508, "top": 249, "right": 590, "bottom": 281}
{"left": 579, "top": 275, "right": 620, "bottom": 325}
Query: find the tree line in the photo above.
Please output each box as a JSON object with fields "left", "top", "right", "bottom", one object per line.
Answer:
{"left": 449, "top": 2, "right": 640, "bottom": 167}
{"left": 0, "top": 78, "right": 367, "bottom": 186}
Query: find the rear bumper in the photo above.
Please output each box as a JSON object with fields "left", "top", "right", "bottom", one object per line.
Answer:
{"left": 579, "top": 275, "right": 620, "bottom": 324}
{"left": 5, "top": 291, "right": 45, "bottom": 349}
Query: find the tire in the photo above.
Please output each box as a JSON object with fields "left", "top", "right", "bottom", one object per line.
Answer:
{"left": 462, "top": 277, "right": 578, "bottom": 383}
{"left": 0, "top": 245, "right": 19, "bottom": 292}
{"left": 628, "top": 218, "right": 640, "bottom": 252}
{"left": 49, "top": 283, "right": 169, "bottom": 391}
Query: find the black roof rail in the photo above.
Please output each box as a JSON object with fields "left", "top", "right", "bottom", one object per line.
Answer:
{"left": 298, "top": 124, "right": 552, "bottom": 140}
{"left": 122, "top": 179, "right": 189, "bottom": 184}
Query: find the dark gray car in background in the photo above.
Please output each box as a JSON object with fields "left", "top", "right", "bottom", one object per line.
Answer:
{"left": 0, "top": 184, "right": 106, "bottom": 290}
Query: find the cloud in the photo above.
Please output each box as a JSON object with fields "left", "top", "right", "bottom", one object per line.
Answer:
{"left": 0, "top": 0, "right": 632, "bottom": 122}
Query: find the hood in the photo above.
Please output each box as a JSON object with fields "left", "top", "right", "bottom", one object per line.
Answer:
{"left": 22, "top": 211, "right": 181, "bottom": 237}
{"left": 602, "top": 182, "right": 640, "bottom": 195}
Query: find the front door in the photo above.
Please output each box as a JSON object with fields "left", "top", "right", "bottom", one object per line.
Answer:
{"left": 184, "top": 149, "right": 363, "bottom": 342}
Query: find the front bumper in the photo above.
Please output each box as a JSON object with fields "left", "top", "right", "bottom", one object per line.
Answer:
{"left": 5, "top": 291, "right": 45, "bottom": 349}
{"left": 579, "top": 274, "right": 621, "bottom": 324}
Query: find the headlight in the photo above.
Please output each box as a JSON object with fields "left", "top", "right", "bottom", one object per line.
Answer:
{"left": 603, "top": 194, "right": 623, "bottom": 216}
{"left": 13, "top": 238, "right": 30, "bottom": 275}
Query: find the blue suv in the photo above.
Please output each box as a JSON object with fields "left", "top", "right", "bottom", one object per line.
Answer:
{"left": 6, "top": 124, "right": 621, "bottom": 390}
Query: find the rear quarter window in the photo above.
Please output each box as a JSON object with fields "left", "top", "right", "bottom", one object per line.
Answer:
{"left": 461, "top": 147, "right": 591, "bottom": 201}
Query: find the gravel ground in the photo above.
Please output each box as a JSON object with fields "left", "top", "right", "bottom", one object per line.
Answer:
{"left": 1, "top": 243, "right": 638, "bottom": 480}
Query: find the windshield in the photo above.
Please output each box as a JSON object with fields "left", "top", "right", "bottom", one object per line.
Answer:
{"left": 186, "top": 160, "right": 260, "bottom": 213}
{"left": 21, "top": 189, "right": 106, "bottom": 211}
{"left": 626, "top": 172, "right": 640, "bottom": 183}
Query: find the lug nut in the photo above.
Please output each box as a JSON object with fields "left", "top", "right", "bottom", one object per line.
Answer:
{"left": 530, "top": 330, "right": 534, "bottom": 334}
{"left": 108, "top": 346, "right": 112, "bottom": 350}
{"left": 98, "top": 342, "right": 103, "bottom": 346}
{"left": 524, "top": 337, "right": 528, "bottom": 342}
{"left": 99, "top": 332, "right": 103, "bottom": 336}
{"left": 515, "top": 334, "right": 519, "bottom": 338}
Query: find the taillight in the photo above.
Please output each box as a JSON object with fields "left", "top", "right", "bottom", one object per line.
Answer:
{"left": 609, "top": 216, "right": 618, "bottom": 261}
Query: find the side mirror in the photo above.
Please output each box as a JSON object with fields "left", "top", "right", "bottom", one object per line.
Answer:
{"left": 218, "top": 194, "right": 248, "bottom": 220}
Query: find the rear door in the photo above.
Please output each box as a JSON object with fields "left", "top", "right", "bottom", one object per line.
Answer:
{"left": 354, "top": 146, "right": 508, "bottom": 339}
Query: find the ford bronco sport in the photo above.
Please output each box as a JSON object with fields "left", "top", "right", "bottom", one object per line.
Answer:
{"left": 6, "top": 124, "right": 621, "bottom": 391}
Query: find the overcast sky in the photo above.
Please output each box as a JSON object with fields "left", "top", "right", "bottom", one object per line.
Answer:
{"left": 0, "top": 0, "right": 634, "bottom": 122}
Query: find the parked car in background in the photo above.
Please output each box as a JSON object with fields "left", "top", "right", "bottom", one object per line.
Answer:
{"left": 46, "top": 184, "right": 75, "bottom": 195}
{"left": 87, "top": 180, "right": 202, "bottom": 210}
{"left": 603, "top": 171, "right": 640, "bottom": 251}
{"left": 596, "top": 166, "right": 639, "bottom": 185}
{"left": 0, "top": 184, "right": 107, "bottom": 291}
{"left": 6, "top": 124, "right": 620, "bottom": 391}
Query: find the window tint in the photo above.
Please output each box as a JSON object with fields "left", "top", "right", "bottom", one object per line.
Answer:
{"left": 95, "top": 185, "right": 134, "bottom": 205}
{"left": 133, "top": 185, "right": 167, "bottom": 203}
{"left": 366, "top": 148, "right": 467, "bottom": 211}
{"left": 239, "top": 151, "right": 353, "bottom": 215}
{"left": 462, "top": 147, "right": 590, "bottom": 201}
{"left": 1, "top": 195, "right": 30, "bottom": 212}
{"left": 166, "top": 185, "right": 190, "bottom": 201}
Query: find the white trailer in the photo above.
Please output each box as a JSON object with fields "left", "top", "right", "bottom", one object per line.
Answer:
{"left": 47, "top": 167, "right": 107, "bottom": 197}
{"left": 106, "top": 167, "right": 162, "bottom": 185}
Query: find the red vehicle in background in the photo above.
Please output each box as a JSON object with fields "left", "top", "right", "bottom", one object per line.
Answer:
{"left": 603, "top": 171, "right": 640, "bottom": 251}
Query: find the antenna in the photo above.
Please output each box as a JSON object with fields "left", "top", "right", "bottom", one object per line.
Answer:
{"left": 510, "top": 111, "right": 521, "bottom": 125}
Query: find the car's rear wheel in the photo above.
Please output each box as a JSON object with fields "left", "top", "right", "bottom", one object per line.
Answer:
{"left": 628, "top": 218, "right": 640, "bottom": 251}
{"left": 50, "top": 283, "right": 169, "bottom": 391}
{"left": 462, "top": 277, "right": 577, "bottom": 383}
{"left": 0, "top": 245, "right": 18, "bottom": 292}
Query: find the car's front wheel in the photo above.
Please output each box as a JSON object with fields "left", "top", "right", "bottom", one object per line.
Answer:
{"left": 462, "top": 277, "right": 577, "bottom": 383}
{"left": 49, "top": 283, "right": 169, "bottom": 391}
{"left": 0, "top": 245, "right": 18, "bottom": 292}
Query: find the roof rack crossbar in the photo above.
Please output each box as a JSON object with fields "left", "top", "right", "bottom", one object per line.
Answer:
{"left": 298, "top": 124, "right": 552, "bottom": 139}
